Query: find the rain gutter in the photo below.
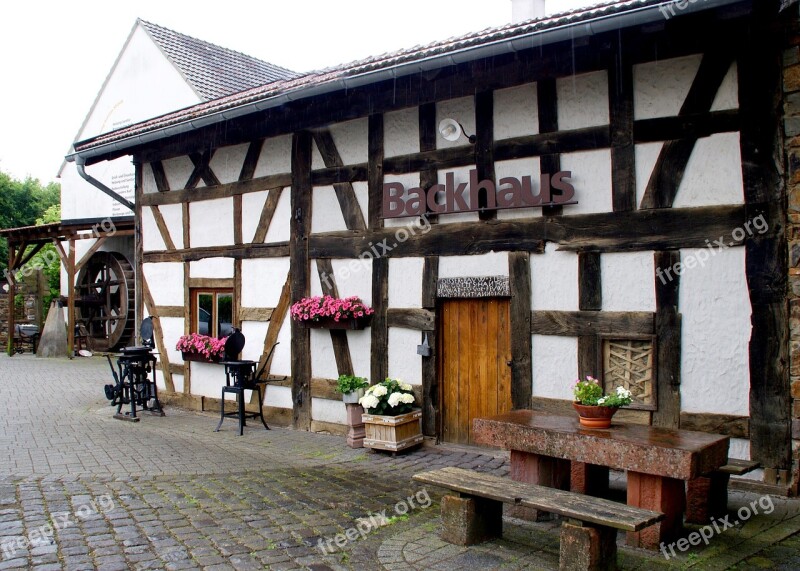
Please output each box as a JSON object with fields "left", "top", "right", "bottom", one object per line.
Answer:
{"left": 66, "top": 0, "right": 747, "bottom": 165}
{"left": 75, "top": 155, "right": 135, "bottom": 211}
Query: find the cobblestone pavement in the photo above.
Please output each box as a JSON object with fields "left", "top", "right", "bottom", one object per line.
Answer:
{"left": 1, "top": 354, "right": 800, "bottom": 570}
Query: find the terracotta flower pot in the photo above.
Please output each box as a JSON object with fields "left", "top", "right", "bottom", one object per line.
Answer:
{"left": 572, "top": 402, "right": 619, "bottom": 429}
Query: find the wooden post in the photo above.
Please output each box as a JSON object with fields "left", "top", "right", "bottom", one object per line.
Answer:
{"left": 509, "top": 252, "right": 532, "bottom": 410}
{"left": 6, "top": 244, "right": 15, "bottom": 356}
{"left": 67, "top": 238, "right": 76, "bottom": 358}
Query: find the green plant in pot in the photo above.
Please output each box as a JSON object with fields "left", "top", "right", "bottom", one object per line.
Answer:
{"left": 335, "top": 374, "right": 369, "bottom": 404}
{"left": 573, "top": 375, "right": 633, "bottom": 429}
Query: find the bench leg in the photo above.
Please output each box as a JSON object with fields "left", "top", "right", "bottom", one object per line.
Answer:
{"left": 626, "top": 472, "right": 684, "bottom": 550}
{"left": 560, "top": 522, "right": 617, "bottom": 571}
{"left": 686, "top": 473, "right": 729, "bottom": 524}
{"left": 510, "top": 450, "right": 570, "bottom": 521}
{"left": 571, "top": 462, "right": 610, "bottom": 497}
{"left": 440, "top": 494, "right": 502, "bottom": 546}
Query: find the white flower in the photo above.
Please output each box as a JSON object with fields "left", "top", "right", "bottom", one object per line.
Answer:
{"left": 399, "top": 393, "right": 415, "bottom": 404}
{"left": 372, "top": 385, "right": 388, "bottom": 397}
{"left": 359, "top": 394, "right": 380, "bottom": 409}
{"left": 616, "top": 386, "right": 631, "bottom": 398}
{"left": 597, "top": 397, "right": 606, "bottom": 405}
{"left": 399, "top": 382, "right": 412, "bottom": 391}
{"left": 388, "top": 392, "right": 403, "bottom": 407}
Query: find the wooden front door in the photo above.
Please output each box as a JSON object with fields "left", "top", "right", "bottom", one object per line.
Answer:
{"left": 438, "top": 298, "right": 512, "bottom": 445}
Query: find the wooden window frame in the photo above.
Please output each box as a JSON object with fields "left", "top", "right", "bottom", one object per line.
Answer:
{"left": 191, "top": 288, "right": 234, "bottom": 338}
{"left": 597, "top": 334, "right": 658, "bottom": 412}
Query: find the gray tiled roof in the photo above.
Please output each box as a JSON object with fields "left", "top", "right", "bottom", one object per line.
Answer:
{"left": 139, "top": 19, "right": 297, "bottom": 100}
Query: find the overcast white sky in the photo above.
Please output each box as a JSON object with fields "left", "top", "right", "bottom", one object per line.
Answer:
{"left": 0, "top": 0, "right": 595, "bottom": 185}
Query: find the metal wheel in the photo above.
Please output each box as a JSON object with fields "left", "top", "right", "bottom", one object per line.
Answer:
{"left": 75, "top": 251, "right": 135, "bottom": 351}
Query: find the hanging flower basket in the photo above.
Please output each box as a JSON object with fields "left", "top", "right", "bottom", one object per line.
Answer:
{"left": 181, "top": 351, "right": 221, "bottom": 364}
{"left": 291, "top": 295, "right": 374, "bottom": 330}
{"left": 176, "top": 333, "right": 226, "bottom": 363}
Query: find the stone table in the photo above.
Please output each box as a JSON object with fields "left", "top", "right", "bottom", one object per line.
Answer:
{"left": 473, "top": 410, "right": 729, "bottom": 550}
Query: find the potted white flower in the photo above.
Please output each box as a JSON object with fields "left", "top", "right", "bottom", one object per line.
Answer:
{"left": 359, "top": 378, "right": 422, "bottom": 452}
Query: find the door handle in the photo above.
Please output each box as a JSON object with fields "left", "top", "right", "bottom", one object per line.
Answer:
{"left": 506, "top": 360, "right": 513, "bottom": 366}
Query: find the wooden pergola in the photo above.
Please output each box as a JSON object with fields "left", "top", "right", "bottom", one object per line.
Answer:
{"left": 0, "top": 219, "right": 134, "bottom": 356}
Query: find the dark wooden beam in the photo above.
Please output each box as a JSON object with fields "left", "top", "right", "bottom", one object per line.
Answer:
{"left": 680, "top": 412, "right": 749, "bottom": 439}
{"left": 640, "top": 50, "right": 734, "bottom": 209}
{"left": 312, "top": 129, "right": 366, "bottom": 231}
{"left": 368, "top": 113, "right": 384, "bottom": 230}
{"left": 421, "top": 255, "right": 439, "bottom": 436}
{"left": 652, "top": 251, "right": 681, "bottom": 429}
{"left": 537, "top": 78, "right": 562, "bottom": 217}
{"left": 578, "top": 252, "right": 602, "bottom": 380}
{"left": 149, "top": 206, "right": 176, "bottom": 251}
{"left": 475, "top": 90, "right": 496, "bottom": 221}
{"left": 239, "top": 139, "right": 264, "bottom": 182}
{"left": 531, "top": 310, "right": 654, "bottom": 337}
{"left": 609, "top": 32, "right": 636, "bottom": 212}
{"left": 251, "top": 187, "right": 284, "bottom": 244}
{"left": 186, "top": 151, "right": 221, "bottom": 188}
{"left": 509, "top": 252, "right": 532, "bottom": 409}
{"left": 371, "top": 256, "right": 389, "bottom": 384}
{"left": 291, "top": 131, "right": 313, "bottom": 430}
{"left": 150, "top": 160, "right": 170, "bottom": 192}
{"left": 419, "top": 102, "right": 439, "bottom": 224}
{"left": 139, "top": 173, "right": 292, "bottom": 206}
{"left": 310, "top": 204, "right": 758, "bottom": 258}
{"left": 142, "top": 242, "right": 290, "bottom": 263}
{"left": 386, "top": 308, "right": 435, "bottom": 331}
{"left": 739, "top": 4, "right": 791, "bottom": 472}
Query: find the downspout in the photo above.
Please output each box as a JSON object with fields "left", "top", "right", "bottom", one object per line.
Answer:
{"left": 74, "top": 155, "right": 135, "bottom": 212}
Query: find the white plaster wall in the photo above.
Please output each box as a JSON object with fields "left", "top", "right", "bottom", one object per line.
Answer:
{"left": 208, "top": 144, "right": 248, "bottom": 185}
{"left": 389, "top": 258, "right": 424, "bottom": 308}
{"left": 601, "top": 252, "right": 656, "bottom": 312}
{"left": 531, "top": 244, "right": 578, "bottom": 311}
{"left": 309, "top": 259, "right": 373, "bottom": 305}
{"left": 61, "top": 24, "right": 200, "bottom": 220}
{"left": 557, "top": 71, "right": 609, "bottom": 130}
{"left": 241, "top": 321, "right": 270, "bottom": 362}
{"left": 141, "top": 208, "right": 167, "bottom": 252}
{"left": 439, "top": 252, "right": 508, "bottom": 279}
{"left": 253, "top": 134, "right": 293, "bottom": 178}
{"left": 673, "top": 133, "right": 744, "bottom": 208}
{"left": 269, "top": 313, "right": 292, "bottom": 376}
{"left": 160, "top": 204, "right": 183, "bottom": 248}
{"left": 142, "top": 263, "right": 183, "bottom": 306}
{"left": 495, "top": 157, "right": 543, "bottom": 220}
{"left": 163, "top": 156, "right": 196, "bottom": 191}
{"left": 265, "top": 190, "right": 291, "bottom": 242}
{"left": 348, "top": 329, "right": 372, "bottom": 380}
{"left": 729, "top": 438, "right": 750, "bottom": 461}
{"left": 635, "top": 142, "right": 662, "bottom": 208}
{"left": 531, "top": 336, "right": 579, "bottom": 398}
{"left": 353, "top": 182, "right": 369, "bottom": 226}
{"left": 189, "top": 258, "right": 234, "bottom": 278}
{"left": 311, "top": 329, "right": 339, "bottom": 379}
{"left": 679, "top": 247, "right": 751, "bottom": 415}
{"left": 710, "top": 63, "right": 739, "bottom": 111}
{"left": 494, "top": 83, "right": 539, "bottom": 139}
{"left": 265, "top": 385, "right": 293, "bottom": 408}
{"left": 241, "top": 258, "right": 290, "bottom": 307}
{"left": 388, "top": 328, "right": 422, "bottom": 385}
{"left": 242, "top": 191, "right": 268, "bottom": 244}
{"left": 143, "top": 163, "right": 158, "bottom": 195}
{"left": 560, "top": 150, "right": 612, "bottom": 215}
{"left": 157, "top": 316, "right": 184, "bottom": 365}
{"left": 330, "top": 118, "right": 368, "bottom": 164}
{"left": 167, "top": 373, "right": 184, "bottom": 394}
{"left": 312, "top": 398, "right": 347, "bottom": 424}
{"left": 188, "top": 362, "right": 226, "bottom": 398}
{"left": 384, "top": 107, "right": 419, "bottom": 158}
{"left": 634, "top": 54, "right": 702, "bottom": 120}
{"left": 312, "top": 186, "right": 348, "bottom": 233}
{"left": 190, "top": 199, "right": 234, "bottom": 247}
{"left": 437, "top": 97, "right": 475, "bottom": 149}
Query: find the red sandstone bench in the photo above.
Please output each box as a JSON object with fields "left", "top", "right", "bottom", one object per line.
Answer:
{"left": 413, "top": 466, "right": 663, "bottom": 571}
{"left": 686, "top": 458, "right": 760, "bottom": 524}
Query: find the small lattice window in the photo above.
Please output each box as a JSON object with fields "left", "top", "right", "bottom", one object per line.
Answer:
{"left": 602, "top": 338, "right": 655, "bottom": 409}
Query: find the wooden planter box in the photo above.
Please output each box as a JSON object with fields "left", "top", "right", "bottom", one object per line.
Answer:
{"left": 181, "top": 352, "right": 221, "bottom": 364}
{"left": 297, "top": 315, "right": 372, "bottom": 330}
{"left": 362, "top": 409, "right": 423, "bottom": 452}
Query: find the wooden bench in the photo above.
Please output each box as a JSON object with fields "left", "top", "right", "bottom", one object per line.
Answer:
{"left": 413, "top": 467, "right": 663, "bottom": 571}
{"left": 686, "top": 458, "right": 760, "bottom": 524}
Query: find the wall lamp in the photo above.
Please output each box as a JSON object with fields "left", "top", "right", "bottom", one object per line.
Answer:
{"left": 438, "top": 118, "right": 476, "bottom": 144}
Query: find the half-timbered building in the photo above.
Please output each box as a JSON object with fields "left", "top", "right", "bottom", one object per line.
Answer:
{"left": 68, "top": 0, "right": 800, "bottom": 491}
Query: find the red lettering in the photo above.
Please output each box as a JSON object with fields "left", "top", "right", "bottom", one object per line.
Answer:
{"left": 382, "top": 182, "right": 406, "bottom": 218}
{"left": 550, "top": 171, "right": 575, "bottom": 203}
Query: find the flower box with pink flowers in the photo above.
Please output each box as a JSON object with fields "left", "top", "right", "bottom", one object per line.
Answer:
{"left": 176, "top": 333, "right": 226, "bottom": 363}
{"left": 290, "top": 295, "right": 374, "bottom": 330}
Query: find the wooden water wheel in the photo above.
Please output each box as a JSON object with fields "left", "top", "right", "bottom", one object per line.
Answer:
{"left": 74, "top": 251, "right": 135, "bottom": 351}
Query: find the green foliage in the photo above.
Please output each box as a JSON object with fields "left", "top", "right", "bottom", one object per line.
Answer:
{"left": 359, "top": 378, "right": 416, "bottom": 415}
{"left": 0, "top": 169, "right": 60, "bottom": 274}
{"left": 573, "top": 376, "right": 633, "bottom": 407}
{"left": 334, "top": 374, "right": 369, "bottom": 394}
